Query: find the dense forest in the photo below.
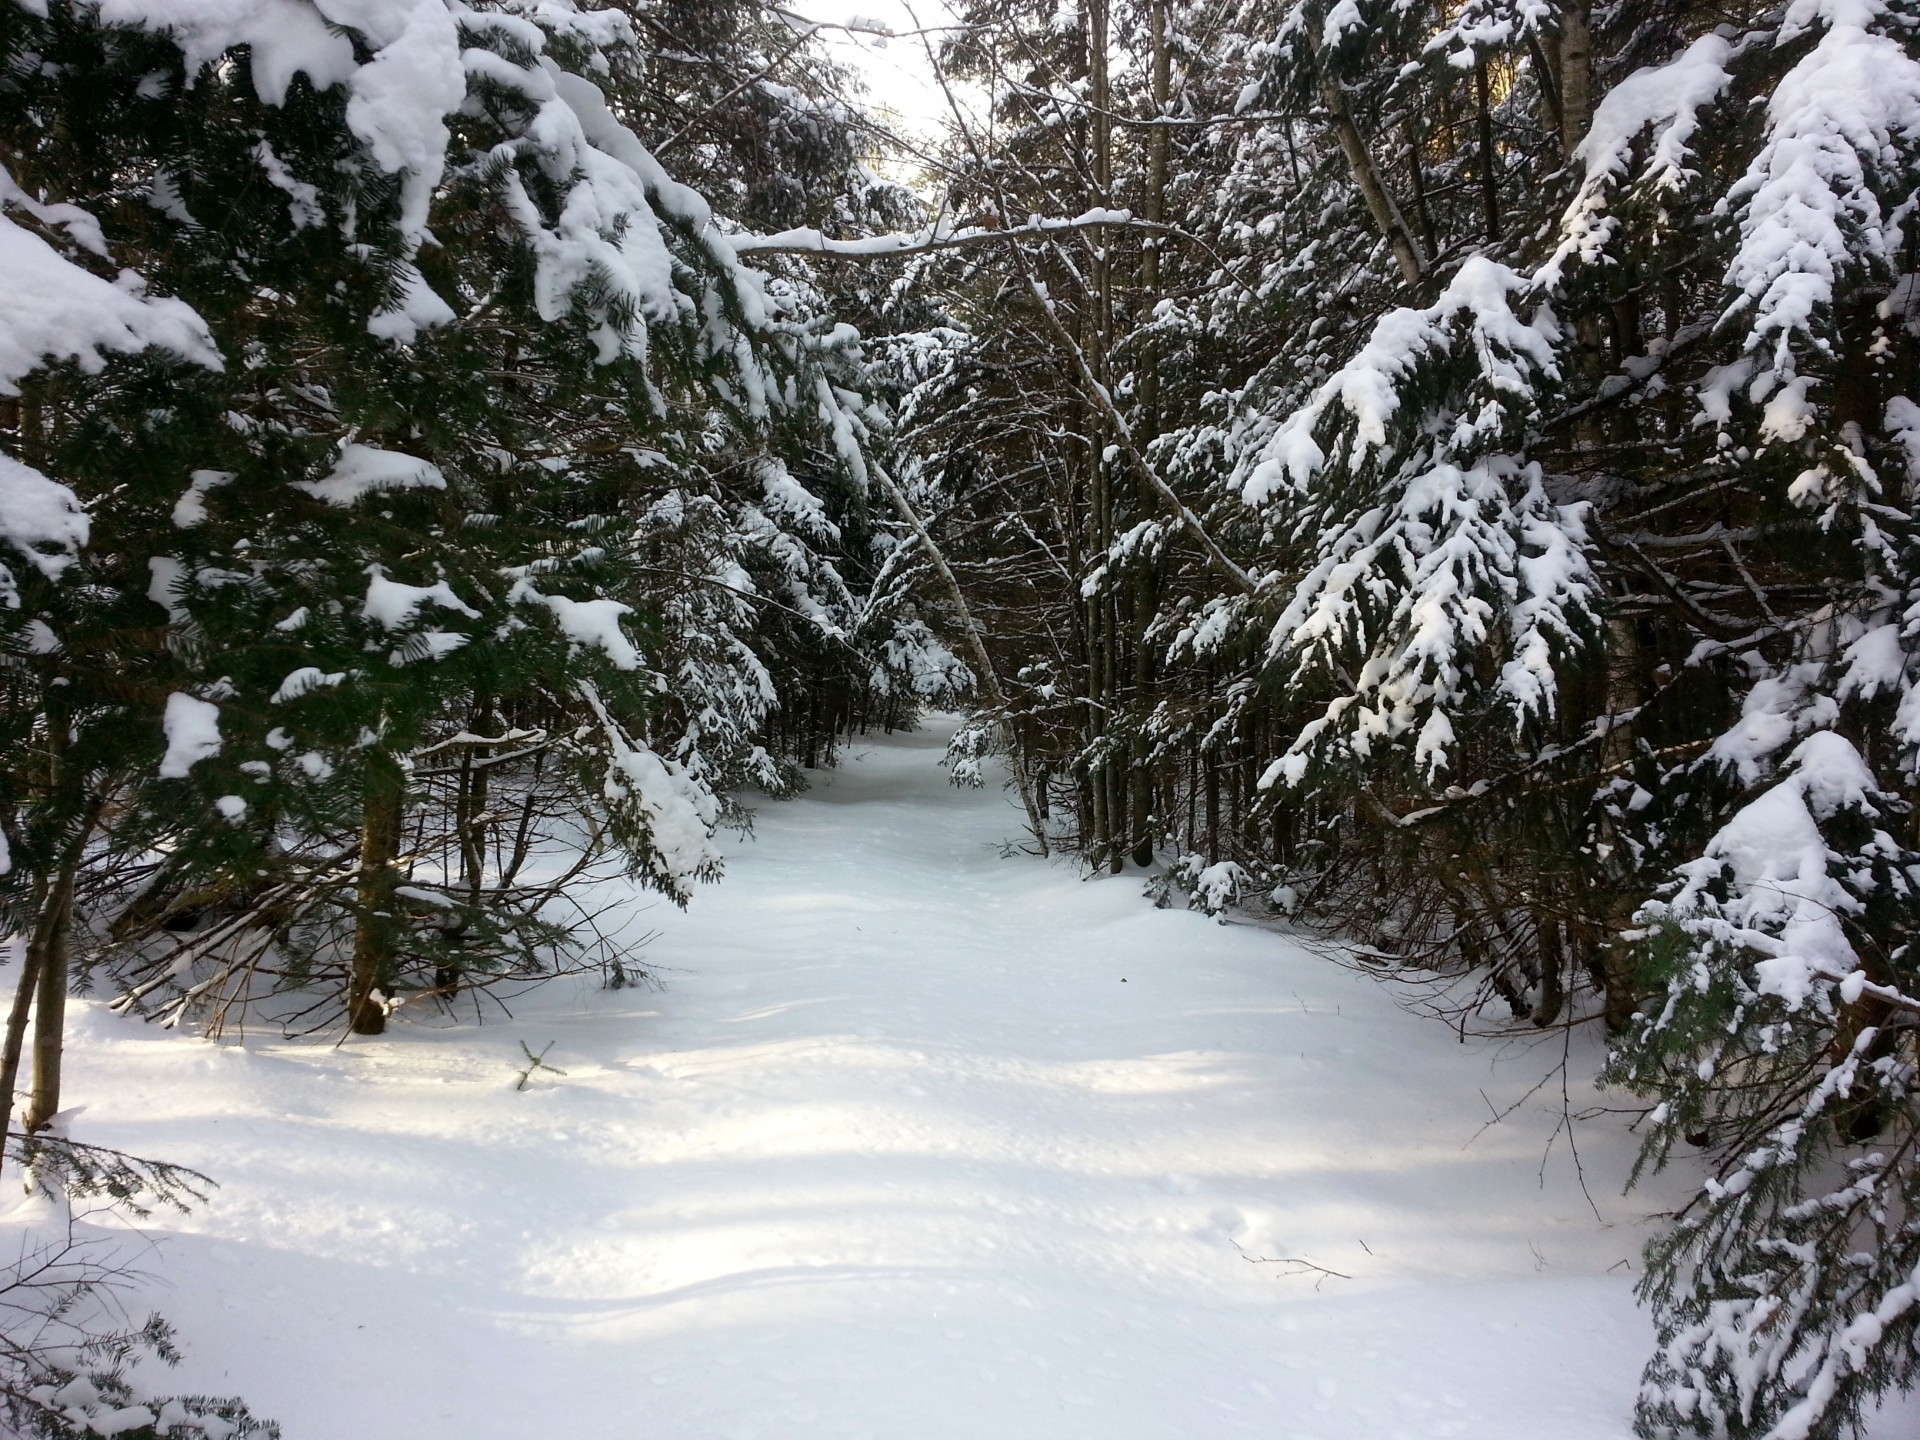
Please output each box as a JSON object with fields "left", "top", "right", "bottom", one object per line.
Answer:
{"left": 2, "top": 0, "right": 1919, "bottom": 1436}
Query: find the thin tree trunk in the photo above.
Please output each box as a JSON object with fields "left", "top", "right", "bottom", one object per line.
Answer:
{"left": 1405, "top": 125, "right": 1437, "bottom": 263}
{"left": 1129, "top": 566, "right": 1157, "bottom": 868}
{"left": 1024, "top": 278, "right": 1256, "bottom": 595}
{"left": 1204, "top": 748, "right": 1220, "bottom": 858}
{"left": 1476, "top": 59, "right": 1501, "bottom": 242}
{"left": 22, "top": 852, "right": 78, "bottom": 1134}
{"left": 1531, "top": 916, "right": 1566, "bottom": 1028}
{"left": 870, "top": 465, "right": 1049, "bottom": 853}
{"left": 0, "top": 882, "right": 48, "bottom": 1171}
{"left": 1091, "top": 759, "right": 1112, "bottom": 874}
{"left": 1089, "top": 0, "right": 1124, "bottom": 872}
{"left": 20, "top": 683, "right": 87, "bottom": 1138}
{"left": 1139, "top": 0, "right": 1171, "bottom": 421}
{"left": 457, "top": 715, "right": 491, "bottom": 906}
{"left": 1527, "top": 34, "right": 1564, "bottom": 143}
{"left": 1128, "top": 722, "right": 1155, "bottom": 867}
{"left": 348, "top": 752, "right": 407, "bottom": 1036}
{"left": 1185, "top": 743, "right": 1197, "bottom": 852}
{"left": 1308, "top": 27, "right": 1426, "bottom": 286}
{"left": 1128, "top": 0, "right": 1172, "bottom": 873}
{"left": 440, "top": 696, "right": 494, "bottom": 996}
{"left": 1593, "top": 615, "right": 1644, "bottom": 1030}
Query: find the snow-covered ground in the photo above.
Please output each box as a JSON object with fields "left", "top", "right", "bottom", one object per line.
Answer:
{"left": 43, "top": 720, "right": 1919, "bottom": 1437}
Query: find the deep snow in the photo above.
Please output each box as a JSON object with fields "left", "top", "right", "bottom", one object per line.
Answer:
{"left": 42, "top": 720, "right": 1918, "bottom": 1438}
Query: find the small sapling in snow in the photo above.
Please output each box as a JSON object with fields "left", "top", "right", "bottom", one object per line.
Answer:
{"left": 514, "top": 1043, "right": 568, "bottom": 1092}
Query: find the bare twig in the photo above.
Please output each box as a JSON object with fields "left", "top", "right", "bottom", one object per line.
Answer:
{"left": 515, "top": 1040, "right": 568, "bottom": 1091}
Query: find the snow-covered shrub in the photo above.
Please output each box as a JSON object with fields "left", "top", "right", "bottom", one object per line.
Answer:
{"left": 1609, "top": 733, "right": 1920, "bottom": 1439}
{"left": 1145, "top": 855, "right": 1254, "bottom": 919}
{"left": 0, "top": 1139, "right": 275, "bottom": 1439}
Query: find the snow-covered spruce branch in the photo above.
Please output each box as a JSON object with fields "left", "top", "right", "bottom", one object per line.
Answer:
{"left": 653, "top": 27, "right": 818, "bottom": 157}
{"left": 729, "top": 209, "right": 1181, "bottom": 260}
{"left": 759, "top": 6, "right": 980, "bottom": 42}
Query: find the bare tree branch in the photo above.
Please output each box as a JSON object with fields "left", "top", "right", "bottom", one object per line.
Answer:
{"left": 729, "top": 209, "right": 1187, "bottom": 259}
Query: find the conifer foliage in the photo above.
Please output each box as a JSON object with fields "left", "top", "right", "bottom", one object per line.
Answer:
{"left": 871, "top": 0, "right": 1920, "bottom": 1434}
{"left": 7, "top": 0, "right": 1920, "bottom": 1433}
{"left": 0, "top": 0, "right": 952, "bottom": 1061}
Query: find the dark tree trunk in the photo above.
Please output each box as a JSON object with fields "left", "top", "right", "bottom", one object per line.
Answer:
{"left": 22, "top": 850, "right": 78, "bottom": 1134}
{"left": 348, "top": 752, "right": 407, "bottom": 1036}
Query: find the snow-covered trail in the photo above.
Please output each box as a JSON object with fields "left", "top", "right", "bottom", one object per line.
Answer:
{"left": 57, "top": 720, "right": 1898, "bottom": 1438}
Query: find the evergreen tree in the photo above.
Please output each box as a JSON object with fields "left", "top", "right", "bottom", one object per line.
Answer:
{"left": 0, "top": 0, "right": 952, "bottom": 1052}
{"left": 887, "top": 3, "right": 1920, "bottom": 1428}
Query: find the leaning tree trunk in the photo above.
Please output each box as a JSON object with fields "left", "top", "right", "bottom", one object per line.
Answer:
{"left": 0, "top": 870, "right": 50, "bottom": 1170}
{"left": 1307, "top": 24, "right": 1426, "bottom": 287}
{"left": 870, "top": 465, "right": 1049, "bottom": 853}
